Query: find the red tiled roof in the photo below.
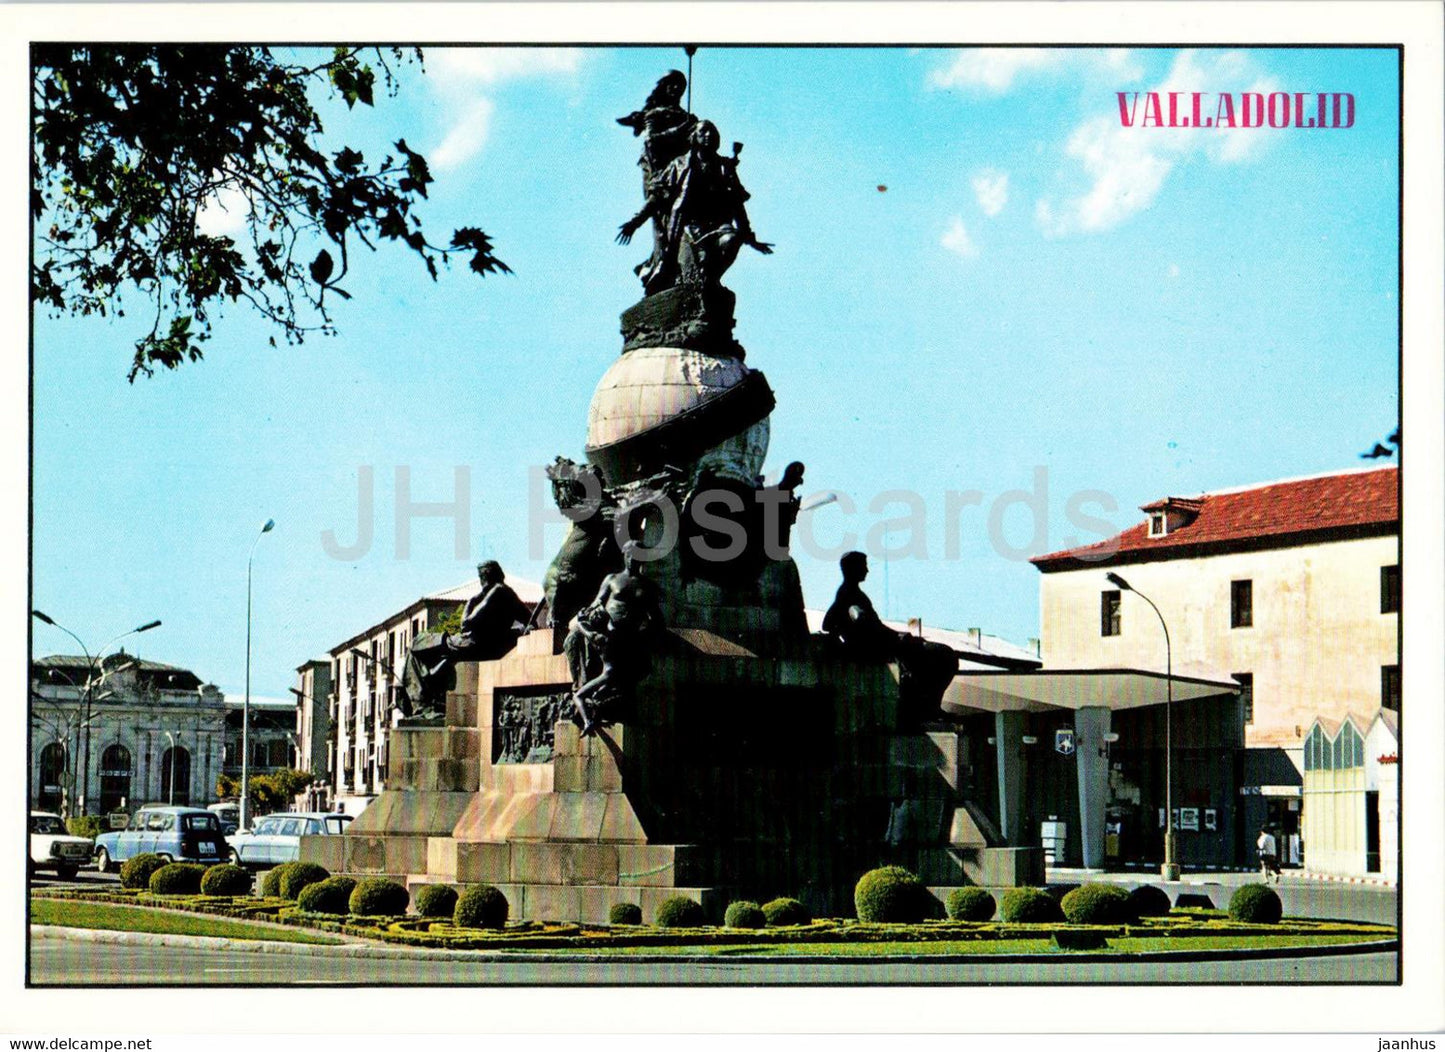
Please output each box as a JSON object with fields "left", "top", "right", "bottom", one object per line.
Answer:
{"left": 1033, "top": 467, "right": 1398, "bottom": 569}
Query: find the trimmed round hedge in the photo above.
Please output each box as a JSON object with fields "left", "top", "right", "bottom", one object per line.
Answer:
{"left": 454, "top": 884, "right": 509, "bottom": 930}
{"left": 297, "top": 876, "right": 357, "bottom": 915}
{"left": 260, "top": 862, "right": 295, "bottom": 899}
{"left": 999, "top": 886, "right": 1065, "bottom": 923}
{"left": 414, "top": 884, "right": 459, "bottom": 919}
{"left": 149, "top": 862, "right": 206, "bottom": 896}
{"left": 1128, "top": 884, "right": 1173, "bottom": 918}
{"left": 278, "top": 861, "right": 330, "bottom": 901}
{"left": 762, "top": 897, "right": 811, "bottom": 927}
{"left": 200, "top": 863, "right": 253, "bottom": 897}
{"left": 945, "top": 886, "right": 996, "bottom": 922}
{"left": 1061, "top": 883, "right": 1135, "bottom": 925}
{"left": 1229, "top": 883, "right": 1283, "bottom": 924}
{"left": 349, "top": 878, "right": 410, "bottom": 917}
{"left": 724, "top": 900, "right": 766, "bottom": 929}
{"left": 854, "top": 866, "right": 930, "bottom": 923}
{"left": 655, "top": 896, "right": 706, "bottom": 928}
{"left": 119, "top": 853, "right": 168, "bottom": 890}
{"left": 608, "top": 902, "right": 643, "bottom": 926}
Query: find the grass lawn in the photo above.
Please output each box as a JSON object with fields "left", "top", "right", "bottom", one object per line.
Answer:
{"left": 30, "top": 898, "right": 342, "bottom": 946}
{"left": 526, "top": 933, "right": 1390, "bottom": 957}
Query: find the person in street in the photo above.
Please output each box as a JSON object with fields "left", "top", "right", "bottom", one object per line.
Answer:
{"left": 1256, "top": 825, "right": 1280, "bottom": 883}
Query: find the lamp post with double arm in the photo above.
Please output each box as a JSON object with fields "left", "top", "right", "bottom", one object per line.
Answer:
{"left": 1105, "top": 571, "right": 1179, "bottom": 881}
{"left": 31, "top": 612, "right": 160, "bottom": 815}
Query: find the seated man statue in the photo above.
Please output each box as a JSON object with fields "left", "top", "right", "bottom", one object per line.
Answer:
{"left": 564, "top": 544, "right": 664, "bottom": 736}
{"left": 822, "top": 551, "right": 958, "bottom": 724}
{"left": 400, "top": 561, "right": 532, "bottom": 717}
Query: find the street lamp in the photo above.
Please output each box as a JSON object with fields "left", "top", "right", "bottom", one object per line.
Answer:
{"left": 31, "top": 611, "right": 160, "bottom": 815}
{"left": 163, "top": 730, "right": 178, "bottom": 805}
{"left": 241, "top": 518, "right": 275, "bottom": 831}
{"left": 1106, "top": 570, "right": 1179, "bottom": 881}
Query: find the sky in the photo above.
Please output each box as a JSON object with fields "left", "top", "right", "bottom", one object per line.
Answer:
{"left": 30, "top": 46, "right": 1400, "bottom": 699}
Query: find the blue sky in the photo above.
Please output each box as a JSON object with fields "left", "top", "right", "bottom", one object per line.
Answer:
{"left": 31, "top": 46, "right": 1400, "bottom": 698}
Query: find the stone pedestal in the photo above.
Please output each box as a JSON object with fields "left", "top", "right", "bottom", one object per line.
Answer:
{"left": 303, "top": 625, "right": 1040, "bottom": 922}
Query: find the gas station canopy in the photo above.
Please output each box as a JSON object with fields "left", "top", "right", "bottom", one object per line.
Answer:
{"left": 941, "top": 669, "right": 1241, "bottom": 715}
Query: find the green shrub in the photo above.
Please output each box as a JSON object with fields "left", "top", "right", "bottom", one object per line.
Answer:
{"left": 762, "top": 897, "right": 811, "bottom": 926}
{"left": 1228, "top": 883, "right": 1283, "bottom": 924}
{"left": 608, "top": 902, "right": 643, "bottom": 926}
{"left": 724, "top": 900, "right": 766, "bottom": 929}
{"left": 945, "top": 886, "right": 996, "bottom": 922}
{"left": 1061, "top": 883, "right": 1135, "bottom": 925}
{"left": 1053, "top": 929, "right": 1109, "bottom": 950}
{"left": 414, "top": 884, "right": 459, "bottom": 919}
{"left": 297, "top": 876, "right": 357, "bottom": 915}
{"left": 854, "top": 866, "right": 930, "bottom": 923}
{"left": 655, "top": 896, "right": 706, "bottom": 928}
{"left": 999, "top": 886, "right": 1064, "bottom": 923}
{"left": 1128, "top": 884, "right": 1173, "bottom": 918}
{"left": 65, "top": 815, "right": 104, "bottom": 839}
{"left": 148, "top": 862, "right": 206, "bottom": 895}
{"left": 259, "top": 862, "right": 295, "bottom": 898}
{"left": 454, "top": 884, "right": 509, "bottom": 929}
{"left": 278, "top": 861, "right": 330, "bottom": 901}
{"left": 119, "top": 853, "right": 168, "bottom": 890}
{"left": 349, "top": 878, "right": 410, "bottom": 917}
{"left": 199, "top": 863, "right": 252, "bottom": 897}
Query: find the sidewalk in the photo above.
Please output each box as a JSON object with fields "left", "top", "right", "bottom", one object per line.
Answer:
{"left": 1046, "top": 866, "right": 1396, "bottom": 890}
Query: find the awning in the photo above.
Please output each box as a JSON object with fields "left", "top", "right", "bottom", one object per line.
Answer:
{"left": 942, "top": 668, "right": 1240, "bottom": 715}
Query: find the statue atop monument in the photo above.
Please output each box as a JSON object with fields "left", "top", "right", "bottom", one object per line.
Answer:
{"left": 617, "top": 75, "right": 772, "bottom": 296}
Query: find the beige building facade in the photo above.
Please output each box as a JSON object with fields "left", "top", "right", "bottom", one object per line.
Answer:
{"left": 1033, "top": 466, "right": 1399, "bottom": 873}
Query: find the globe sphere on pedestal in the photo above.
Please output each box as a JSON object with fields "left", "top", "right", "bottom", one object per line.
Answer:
{"left": 584, "top": 346, "right": 774, "bottom": 487}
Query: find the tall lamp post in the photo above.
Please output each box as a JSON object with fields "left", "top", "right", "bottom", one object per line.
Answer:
{"left": 31, "top": 612, "right": 160, "bottom": 815}
{"left": 241, "top": 518, "right": 276, "bottom": 831}
{"left": 1105, "top": 571, "right": 1179, "bottom": 881}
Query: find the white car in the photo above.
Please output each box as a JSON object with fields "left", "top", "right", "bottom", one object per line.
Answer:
{"left": 29, "top": 811, "right": 92, "bottom": 880}
{"left": 226, "top": 812, "right": 352, "bottom": 868}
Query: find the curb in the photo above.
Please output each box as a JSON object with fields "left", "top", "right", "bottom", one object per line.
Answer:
{"left": 30, "top": 925, "right": 1397, "bottom": 968}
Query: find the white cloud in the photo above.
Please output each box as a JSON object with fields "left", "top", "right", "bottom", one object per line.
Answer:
{"left": 928, "top": 49, "right": 1065, "bottom": 92}
{"left": 1036, "top": 50, "right": 1283, "bottom": 237}
{"left": 1168, "top": 263, "right": 1181, "bottom": 279}
{"left": 195, "top": 185, "right": 249, "bottom": 237}
{"left": 941, "top": 216, "right": 978, "bottom": 258}
{"left": 424, "top": 48, "right": 581, "bottom": 171}
{"left": 430, "top": 98, "right": 495, "bottom": 173}
{"left": 971, "top": 170, "right": 1009, "bottom": 216}
{"left": 426, "top": 47, "right": 581, "bottom": 88}
{"left": 928, "top": 48, "right": 1144, "bottom": 93}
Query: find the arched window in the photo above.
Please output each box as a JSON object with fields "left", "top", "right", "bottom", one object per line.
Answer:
{"left": 99, "top": 744, "right": 132, "bottom": 814}
{"left": 38, "top": 742, "right": 66, "bottom": 813}
{"left": 160, "top": 746, "right": 191, "bottom": 806}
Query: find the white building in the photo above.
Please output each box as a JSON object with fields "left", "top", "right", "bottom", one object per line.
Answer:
{"left": 326, "top": 574, "right": 542, "bottom": 815}
{"left": 30, "top": 651, "right": 227, "bottom": 819}
{"left": 292, "top": 659, "right": 333, "bottom": 811}
{"left": 1031, "top": 465, "right": 1399, "bottom": 869}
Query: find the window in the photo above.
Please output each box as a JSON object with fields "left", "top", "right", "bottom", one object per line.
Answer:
{"left": 183, "top": 814, "right": 217, "bottom": 831}
{"left": 1148, "top": 512, "right": 1166, "bottom": 537}
{"left": 1382, "top": 664, "right": 1401, "bottom": 711}
{"left": 160, "top": 746, "right": 191, "bottom": 805}
{"left": 38, "top": 742, "right": 66, "bottom": 812}
{"left": 1230, "top": 579, "right": 1253, "bottom": 628}
{"left": 1381, "top": 565, "right": 1400, "bottom": 614}
{"left": 1101, "top": 590, "right": 1121, "bottom": 636}
{"left": 99, "top": 744, "right": 132, "bottom": 814}
{"left": 1234, "top": 672, "right": 1254, "bottom": 724}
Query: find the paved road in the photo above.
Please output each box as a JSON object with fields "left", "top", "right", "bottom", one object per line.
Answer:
{"left": 29, "top": 937, "right": 1397, "bottom": 986}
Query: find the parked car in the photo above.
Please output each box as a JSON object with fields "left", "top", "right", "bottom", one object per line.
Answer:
{"left": 207, "top": 802, "right": 240, "bottom": 835}
{"left": 93, "top": 805, "right": 229, "bottom": 872}
{"left": 226, "top": 812, "right": 352, "bottom": 868}
{"left": 29, "top": 811, "right": 92, "bottom": 880}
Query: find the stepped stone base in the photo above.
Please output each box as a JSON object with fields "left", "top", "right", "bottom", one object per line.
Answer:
{"left": 303, "top": 625, "right": 1042, "bottom": 922}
